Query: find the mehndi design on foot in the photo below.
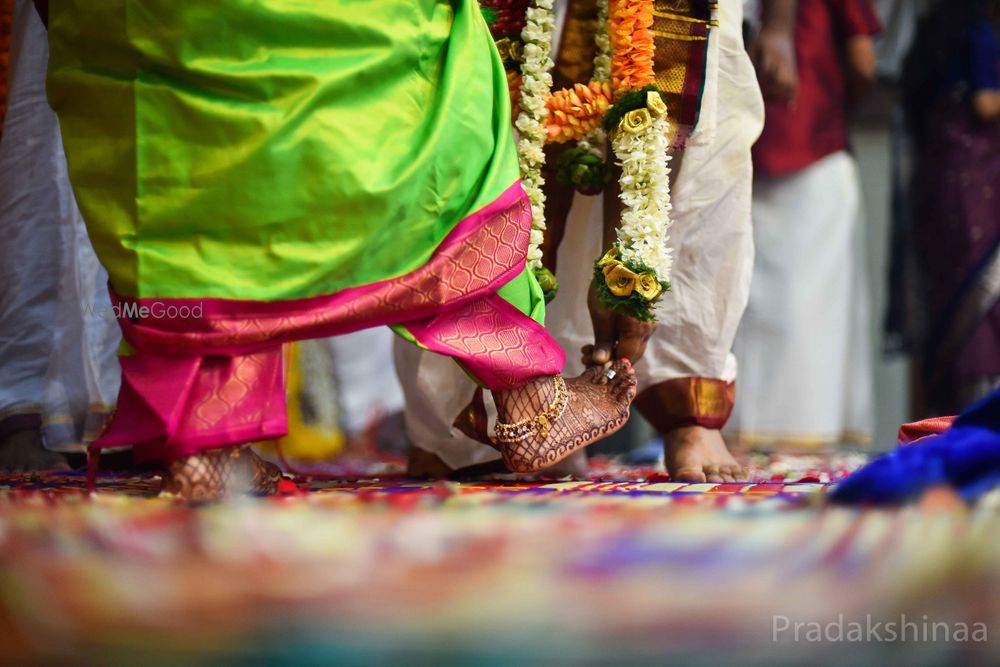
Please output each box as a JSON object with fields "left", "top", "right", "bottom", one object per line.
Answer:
{"left": 162, "top": 445, "right": 283, "bottom": 501}
{"left": 493, "top": 360, "right": 637, "bottom": 473}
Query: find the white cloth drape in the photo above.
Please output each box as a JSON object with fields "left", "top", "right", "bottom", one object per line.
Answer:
{"left": 0, "top": 0, "right": 120, "bottom": 452}
{"left": 726, "top": 151, "right": 874, "bottom": 448}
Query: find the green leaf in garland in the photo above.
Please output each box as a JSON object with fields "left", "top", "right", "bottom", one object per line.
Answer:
{"left": 534, "top": 266, "right": 559, "bottom": 303}
{"left": 603, "top": 84, "right": 661, "bottom": 134}
{"left": 480, "top": 5, "right": 498, "bottom": 27}
{"left": 556, "top": 147, "right": 608, "bottom": 195}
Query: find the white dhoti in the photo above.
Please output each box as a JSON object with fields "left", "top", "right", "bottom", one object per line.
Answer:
{"left": 394, "top": 0, "right": 763, "bottom": 469}
{"left": 726, "top": 151, "right": 874, "bottom": 448}
{"left": 0, "top": 0, "right": 120, "bottom": 452}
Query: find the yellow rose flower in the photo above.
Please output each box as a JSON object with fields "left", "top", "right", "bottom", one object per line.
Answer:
{"left": 646, "top": 91, "right": 668, "bottom": 119}
{"left": 604, "top": 264, "right": 639, "bottom": 297}
{"left": 508, "top": 40, "right": 524, "bottom": 63}
{"left": 635, "top": 273, "right": 663, "bottom": 301}
{"left": 534, "top": 266, "right": 558, "bottom": 293}
{"left": 597, "top": 247, "right": 619, "bottom": 268}
{"left": 619, "top": 108, "right": 653, "bottom": 135}
{"left": 495, "top": 38, "right": 512, "bottom": 61}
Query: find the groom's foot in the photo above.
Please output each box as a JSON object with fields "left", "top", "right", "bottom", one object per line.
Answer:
{"left": 493, "top": 361, "right": 637, "bottom": 473}
{"left": 0, "top": 428, "right": 70, "bottom": 472}
{"left": 663, "top": 426, "right": 744, "bottom": 483}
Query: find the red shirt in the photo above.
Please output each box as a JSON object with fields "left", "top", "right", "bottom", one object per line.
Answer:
{"left": 753, "top": 0, "right": 882, "bottom": 177}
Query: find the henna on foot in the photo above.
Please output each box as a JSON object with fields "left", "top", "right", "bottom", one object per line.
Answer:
{"left": 162, "top": 445, "right": 283, "bottom": 501}
{"left": 492, "top": 360, "right": 637, "bottom": 473}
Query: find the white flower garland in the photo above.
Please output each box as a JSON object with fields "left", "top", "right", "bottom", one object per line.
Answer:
{"left": 577, "top": 0, "right": 611, "bottom": 156}
{"left": 514, "top": 0, "right": 555, "bottom": 271}
{"left": 610, "top": 113, "right": 673, "bottom": 283}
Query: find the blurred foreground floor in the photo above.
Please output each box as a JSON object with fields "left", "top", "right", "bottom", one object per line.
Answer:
{"left": 0, "top": 453, "right": 997, "bottom": 666}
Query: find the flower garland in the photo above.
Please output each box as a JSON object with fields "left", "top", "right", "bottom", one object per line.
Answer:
{"left": 513, "top": 0, "right": 556, "bottom": 273}
{"left": 595, "top": 99, "right": 672, "bottom": 321}
{"left": 544, "top": 0, "right": 613, "bottom": 148}
{"left": 479, "top": 1, "right": 555, "bottom": 281}
{"left": 480, "top": 0, "right": 672, "bottom": 319}
{"left": 577, "top": 0, "right": 612, "bottom": 151}
{"left": 480, "top": 2, "right": 530, "bottom": 117}
{"left": 480, "top": 0, "right": 531, "bottom": 35}
{"left": 609, "top": 0, "right": 654, "bottom": 93}
{"left": 593, "top": 0, "right": 673, "bottom": 321}
{"left": 545, "top": 81, "right": 612, "bottom": 144}
{"left": 548, "top": 0, "right": 613, "bottom": 195}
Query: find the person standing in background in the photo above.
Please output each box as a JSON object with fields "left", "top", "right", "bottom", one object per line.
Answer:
{"left": 727, "top": 0, "right": 881, "bottom": 450}
{"left": 898, "top": 0, "right": 1000, "bottom": 416}
{"left": 0, "top": 0, "right": 120, "bottom": 471}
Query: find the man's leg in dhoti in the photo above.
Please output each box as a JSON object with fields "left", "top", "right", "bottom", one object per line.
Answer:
{"left": 552, "top": 0, "right": 763, "bottom": 482}
{"left": 635, "top": 0, "right": 764, "bottom": 482}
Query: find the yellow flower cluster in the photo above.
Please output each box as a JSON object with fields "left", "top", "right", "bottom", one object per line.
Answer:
{"left": 545, "top": 81, "right": 613, "bottom": 143}
{"left": 493, "top": 37, "right": 524, "bottom": 64}
{"left": 617, "top": 90, "right": 669, "bottom": 135}
{"left": 598, "top": 248, "right": 663, "bottom": 301}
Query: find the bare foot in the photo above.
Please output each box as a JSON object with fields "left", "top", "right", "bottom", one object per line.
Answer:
{"left": 162, "top": 445, "right": 283, "bottom": 501}
{"left": 663, "top": 426, "right": 744, "bottom": 483}
{"left": 0, "top": 429, "right": 70, "bottom": 472}
{"left": 492, "top": 360, "right": 637, "bottom": 473}
{"left": 407, "top": 447, "right": 454, "bottom": 479}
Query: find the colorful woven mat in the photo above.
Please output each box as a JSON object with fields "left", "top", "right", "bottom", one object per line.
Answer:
{"left": 0, "top": 449, "right": 868, "bottom": 504}
{"left": 0, "top": 471, "right": 829, "bottom": 507}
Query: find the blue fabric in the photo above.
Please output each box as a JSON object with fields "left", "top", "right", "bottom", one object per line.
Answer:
{"left": 830, "top": 387, "right": 1000, "bottom": 505}
{"left": 943, "top": 21, "right": 1000, "bottom": 93}
{"left": 969, "top": 22, "right": 1000, "bottom": 91}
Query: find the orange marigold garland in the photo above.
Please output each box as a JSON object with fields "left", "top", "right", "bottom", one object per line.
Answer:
{"left": 545, "top": 81, "right": 612, "bottom": 143}
{"left": 548, "top": 0, "right": 612, "bottom": 195}
{"left": 506, "top": 69, "right": 523, "bottom": 117}
{"left": 609, "top": 0, "right": 655, "bottom": 95}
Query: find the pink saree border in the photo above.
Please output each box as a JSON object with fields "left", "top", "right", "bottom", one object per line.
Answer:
{"left": 113, "top": 181, "right": 533, "bottom": 355}
{"left": 406, "top": 292, "right": 565, "bottom": 390}
{"left": 96, "top": 349, "right": 288, "bottom": 463}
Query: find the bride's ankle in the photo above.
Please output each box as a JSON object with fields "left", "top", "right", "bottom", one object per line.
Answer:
{"left": 493, "top": 375, "right": 557, "bottom": 420}
{"left": 161, "top": 445, "right": 281, "bottom": 500}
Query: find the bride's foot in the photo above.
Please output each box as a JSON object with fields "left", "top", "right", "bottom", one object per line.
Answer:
{"left": 492, "top": 360, "right": 637, "bottom": 473}
{"left": 162, "top": 445, "right": 283, "bottom": 501}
